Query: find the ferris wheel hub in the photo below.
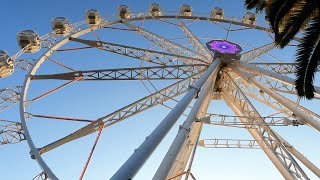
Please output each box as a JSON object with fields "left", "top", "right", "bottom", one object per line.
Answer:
{"left": 206, "top": 40, "right": 242, "bottom": 62}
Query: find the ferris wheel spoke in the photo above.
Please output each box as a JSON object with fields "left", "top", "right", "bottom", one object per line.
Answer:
{"left": 45, "top": 56, "right": 76, "bottom": 72}
{"left": 248, "top": 63, "right": 298, "bottom": 75}
{"left": 220, "top": 72, "right": 309, "bottom": 180}
{"left": 232, "top": 66, "right": 320, "bottom": 132}
{"left": 79, "top": 124, "right": 104, "bottom": 180}
{"left": 122, "top": 22, "right": 208, "bottom": 63}
{"left": 37, "top": 75, "right": 198, "bottom": 155}
{"left": 25, "top": 113, "right": 94, "bottom": 123}
{"left": 0, "top": 120, "right": 25, "bottom": 145}
{"left": 30, "top": 64, "right": 207, "bottom": 81}
{"left": 177, "top": 19, "right": 212, "bottom": 62}
{"left": 251, "top": 62, "right": 320, "bottom": 75}
{"left": 240, "top": 42, "right": 276, "bottom": 62}
{"left": 69, "top": 37, "right": 205, "bottom": 65}
{"left": 27, "top": 77, "right": 83, "bottom": 105}
{"left": 257, "top": 75, "right": 320, "bottom": 100}
{"left": 230, "top": 71, "right": 320, "bottom": 123}
{"left": 239, "top": 62, "right": 320, "bottom": 97}
{"left": 230, "top": 72, "right": 291, "bottom": 115}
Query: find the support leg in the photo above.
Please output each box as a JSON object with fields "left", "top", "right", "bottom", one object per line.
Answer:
{"left": 110, "top": 59, "right": 221, "bottom": 180}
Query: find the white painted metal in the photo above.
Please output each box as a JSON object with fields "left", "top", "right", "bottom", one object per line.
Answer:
{"left": 38, "top": 75, "right": 199, "bottom": 154}
{"left": 123, "top": 22, "right": 208, "bottom": 62}
{"left": 199, "top": 138, "right": 265, "bottom": 149}
{"left": 69, "top": 37, "right": 205, "bottom": 65}
{"left": 177, "top": 20, "right": 212, "bottom": 61}
{"left": 110, "top": 59, "right": 221, "bottom": 180}
{"left": 238, "top": 61, "right": 320, "bottom": 96}
{"left": 223, "top": 93, "right": 294, "bottom": 179}
{"left": 232, "top": 65, "right": 320, "bottom": 132}
{"left": 273, "top": 132, "right": 320, "bottom": 178}
{"left": 167, "top": 89, "right": 213, "bottom": 178}
{"left": 153, "top": 60, "right": 219, "bottom": 179}
{"left": 14, "top": 11, "right": 313, "bottom": 179}
{"left": 222, "top": 86, "right": 308, "bottom": 180}
{"left": 240, "top": 42, "right": 276, "bottom": 62}
{"left": 203, "top": 114, "right": 295, "bottom": 127}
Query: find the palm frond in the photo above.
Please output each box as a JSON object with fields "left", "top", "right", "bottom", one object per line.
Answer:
{"left": 277, "top": 1, "right": 316, "bottom": 48}
{"left": 244, "top": 0, "right": 266, "bottom": 12}
{"left": 267, "top": 0, "right": 297, "bottom": 36}
{"left": 295, "top": 18, "right": 320, "bottom": 99}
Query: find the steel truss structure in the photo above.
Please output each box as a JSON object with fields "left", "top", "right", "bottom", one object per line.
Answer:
{"left": 0, "top": 120, "right": 25, "bottom": 145}
{"left": 1, "top": 5, "right": 320, "bottom": 180}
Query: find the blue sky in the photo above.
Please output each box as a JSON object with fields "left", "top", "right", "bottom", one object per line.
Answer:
{"left": 1, "top": 0, "right": 320, "bottom": 180}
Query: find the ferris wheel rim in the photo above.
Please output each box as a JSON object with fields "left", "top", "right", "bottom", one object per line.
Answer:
{"left": 18, "top": 14, "right": 299, "bottom": 179}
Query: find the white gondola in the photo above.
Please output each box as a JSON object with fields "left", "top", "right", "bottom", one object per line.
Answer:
{"left": 118, "top": 5, "right": 131, "bottom": 19}
{"left": 149, "top": 3, "right": 162, "bottom": 16}
{"left": 17, "top": 30, "right": 41, "bottom": 53}
{"left": 211, "top": 7, "right": 224, "bottom": 19}
{"left": 0, "top": 50, "right": 14, "bottom": 78}
{"left": 180, "top": 4, "right": 192, "bottom": 16}
{"left": 52, "top": 17, "right": 71, "bottom": 36}
{"left": 242, "top": 12, "right": 257, "bottom": 25}
{"left": 86, "top": 9, "right": 102, "bottom": 26}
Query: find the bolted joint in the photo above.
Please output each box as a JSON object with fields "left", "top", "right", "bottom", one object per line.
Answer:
{"left": 179, "top": 125, "right": 190, "bottom": 132}
{"left": 189, "top": 85, "right": 201, "bottom": 99}
{"left": 292, "top": 120, "right": 303, "bottom": 127}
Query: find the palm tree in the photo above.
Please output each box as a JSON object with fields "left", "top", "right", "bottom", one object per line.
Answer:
{"left": 244, "top": 0, "right": 320, "bottom": 99}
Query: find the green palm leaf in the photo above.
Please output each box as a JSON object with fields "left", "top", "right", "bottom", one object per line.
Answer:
{"left": 295, "top": 18, "right": 320, "bottom": 99}
{"left": 267, "top": 0, "right": 297, "bottom": 37}
{"left": 244, "top": 0, "right": 266, "bottom": 12}
{"left": 277, "top": 1, "right": 316, "bottom": 48}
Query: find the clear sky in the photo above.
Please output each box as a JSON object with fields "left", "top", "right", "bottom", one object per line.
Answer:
{"left": 1, "top": 0, "right": 320, "bottom": 180}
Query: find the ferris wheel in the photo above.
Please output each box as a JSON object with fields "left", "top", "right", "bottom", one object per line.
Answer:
{"left": 1, "top": 3, "right": 320, "bottom": 180}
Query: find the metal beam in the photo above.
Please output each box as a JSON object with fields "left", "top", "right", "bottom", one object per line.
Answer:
{"left": 221, "top": 72, "right": 309, "bottom": 180}
{"left": 110, "top": 59, "right": 221, "bottom": 180}
{"left": 31, "top": 64, "right": 207, "bottom": 81}
{"left": 240, "top": 42, "right": 276, "bottom": 62}
{"left": 238, "top": 62, "right": 320, "bottom": 97}
{"left": 0, "top": 120, "right": 25, "bottom": 145}
{"left": 232, "top": 66, "right": 320, "bottom": 132}
{"left": 229, "top": 72, "right": 320, "bottom": 123}
{"left": 154, "top": 60, "right": 219, "bottom": 179}
{"left": 198, "top": 134, "right": 320, "bottom": 178}
{"left": 177, "top": 19, "right": 212, "bottom": 62}
{"left": 38, "top": 74, "right": 200, "bottom": 155}
{"left": 273, "top": 132, "right": 320, "bottom": 178}
{"left": 69, "top": 37, "right": 206, "bottom": 66}
{"left": 167, "top": 91, "right": 213, "bottom": 178}
{"left": 248, "top": 63, "right": 320, "bottom": 75}
{"left": 198, "top": 138, "right": 266, "bottom": 149}
{"left": 122, "top": 22, "right": 208, "bottom": 63}
{"left": 201, "top": 114, "right": 300, "bottom": 127}
{"left": 255, "top": 75, "right": 320, "bottom": 99}
{"left": 249, "top": 63, "right": 296, "bottom": 75}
